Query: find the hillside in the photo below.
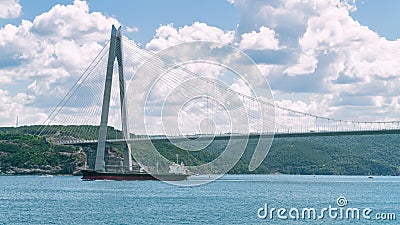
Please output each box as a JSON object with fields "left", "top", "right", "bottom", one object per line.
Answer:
{"left": 243, "top": 135, "right": 400, "bottom": 175}
{"left": 0, "top": 133, "right": 85, "bottom": 175}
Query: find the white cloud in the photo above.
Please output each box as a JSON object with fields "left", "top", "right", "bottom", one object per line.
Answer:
{"left": 283, "top": 50, "right": 317, "bottom": 75}
{"left": 296, "top": 3, "right": 400, "bottom": 79}
{"left": 31, "top": 0, "right": 119, "bottom": 43}
{"left": 239, "top": 26, "right": 279, "bottom": 50}
{"left": 0, "top": 89, "right": 47, "bottom": 127}
{"left": 126, "top": 26, "right": 139, "bottom": 33}
{"left": 0, "top": 0, "right": 22, "bottom": 19}
{"left": 146, "top": 22, "right": 235, "bottom": 51}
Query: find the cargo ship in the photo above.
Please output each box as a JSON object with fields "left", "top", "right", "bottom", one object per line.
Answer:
{"left": 81, "top": 162, "right": 190, "bottom": 181}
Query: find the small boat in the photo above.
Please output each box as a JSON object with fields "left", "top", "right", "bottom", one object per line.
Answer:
{"left": 40, "top": 174, "right": 54, "bottom": 178}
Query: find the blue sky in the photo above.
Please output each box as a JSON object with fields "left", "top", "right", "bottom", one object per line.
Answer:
{"left": 1, "top": 0, "right": 400, "bottom": 129}
{"left": 351, "top": 0, "right": 400, "bottom": 40}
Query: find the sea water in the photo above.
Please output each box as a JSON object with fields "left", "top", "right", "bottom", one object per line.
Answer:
{"left": 0, "top": 175, "right": 399, "bottom": 224}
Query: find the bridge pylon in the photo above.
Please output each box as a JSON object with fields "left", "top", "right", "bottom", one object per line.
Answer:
{"left": 95, "top": 25, "right": 132, "bottom": 172}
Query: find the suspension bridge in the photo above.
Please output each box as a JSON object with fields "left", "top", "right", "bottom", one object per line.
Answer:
{"left": 35, "top": 25, "right": 400, "bottom": 172}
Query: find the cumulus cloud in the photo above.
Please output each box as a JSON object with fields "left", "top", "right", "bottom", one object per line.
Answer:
{"left": 239, "top": 26, "right": 279, "bottom": 50}
{"left": 146, "top": 22, "right": 235, "bottom": 51}
{"left": 31, "top": 0, "right": 118, "bottom": 42}
{"left": 0, "top": 0, "right": 22, "bottom": 19}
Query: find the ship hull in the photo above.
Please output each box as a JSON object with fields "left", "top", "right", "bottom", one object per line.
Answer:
{"left": 81, "top": 170, "right": 190, "bottom": 181}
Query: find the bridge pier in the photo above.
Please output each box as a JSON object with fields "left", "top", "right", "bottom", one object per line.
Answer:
{"left": 84, "top": 146, "right": 96, "bottom": 170}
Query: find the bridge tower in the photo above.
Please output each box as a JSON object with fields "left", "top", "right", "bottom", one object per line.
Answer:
{"left": 95, "top": 25, "right": 132, "bottom": 172}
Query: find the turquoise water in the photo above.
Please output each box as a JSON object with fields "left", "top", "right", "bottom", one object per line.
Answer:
{"left": 0, "top": 175, "right": 399, "bottom": 224}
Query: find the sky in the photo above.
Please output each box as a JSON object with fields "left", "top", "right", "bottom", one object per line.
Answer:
{"left": 0, "top": 0, "right": 400, "bottom": 131}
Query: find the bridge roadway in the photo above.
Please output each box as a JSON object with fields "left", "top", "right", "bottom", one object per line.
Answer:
{"left": 60, "top": 129, "right": 400, "bottom": 146}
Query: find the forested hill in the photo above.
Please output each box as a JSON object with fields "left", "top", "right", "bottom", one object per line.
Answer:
{"left": 0, "top": 133, "right": 85, "bottom": 175}
{"left": 0, "top": 126, "right": 399, "bottom": 175}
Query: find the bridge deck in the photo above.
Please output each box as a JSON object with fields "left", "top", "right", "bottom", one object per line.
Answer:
{"left": 59, "top": 129, "right": 400, "bottom": 146}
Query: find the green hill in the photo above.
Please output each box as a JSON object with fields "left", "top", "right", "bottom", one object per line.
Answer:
{"left": 0, "top": 133, "right": 85, "bottom": 174}
{"left": 245, "top": 135, "right": 400, "bottom": 175}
